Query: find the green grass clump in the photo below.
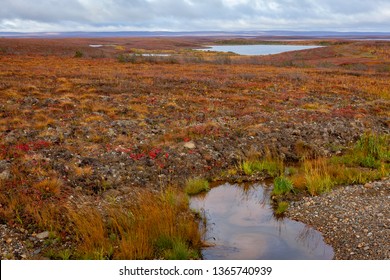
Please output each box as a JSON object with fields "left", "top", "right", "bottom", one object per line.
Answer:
{"left": 241, "top": 160, "right": 255, "bottom": 175}
{"left": 74, "top": 50, "right": 84, "bottom": 58}
{"left": 155, "top": 235, "right": 199, "bottom": 260}
{"left": 272, "top": 176, "right": 294, "bottom": 195}
{"left": 327, "top": 133, "right": 389, "bottom": 186}
{"left": 333, "top": 133, "right": 389, "bottom": 169}
{"left": 355, "top": 133, "right": 389, "bottom": 168}
{"left": 161, "top": 238, "right": 199, "bottom": 260}
{"left": 301, "top": 133, "right": 389, "bottom": 195}
{"left": 328, "top": 165, "right": 385, "bottom": 186}
{"left": 184, "top": 178, "right": 210, "bottom": 195}
{"left": 274, "top": 201, "right": 289, "bottom": 215}
{"left": 240, "top": 159, "right": 282, "bottom": 177}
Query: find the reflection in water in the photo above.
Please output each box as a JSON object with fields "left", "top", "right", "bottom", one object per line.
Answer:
{"left": 190, "top": 183, "right": 334, "bottom": 260}
{"left": 196, "top": 45, "right": 322, "bottom": 56}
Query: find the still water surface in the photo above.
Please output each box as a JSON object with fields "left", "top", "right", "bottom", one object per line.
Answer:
{"left": 198, "top": 44, "right": 321, "bottom": 55}
{"left": 190, "top": 183, "right": 334, "bottom": 260}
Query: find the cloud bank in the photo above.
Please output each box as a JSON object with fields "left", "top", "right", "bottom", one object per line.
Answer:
{"left": 1, "top": 0, "right": 389, "bottom": 32}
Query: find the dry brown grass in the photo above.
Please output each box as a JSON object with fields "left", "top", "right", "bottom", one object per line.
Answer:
{"left": 73, "top": 165, "right": 93, "bottom": 178}
{"left": 65, "top": 189, "right": 201, "bottom": 259}
{"left": 290, "top": 173, "right": 307, "bottom": 190}
{"left": 0, "top": 166, "right": 201, "bottom": 259}
{"left": 33, "top": 178, "right": 62, "bottom": 197}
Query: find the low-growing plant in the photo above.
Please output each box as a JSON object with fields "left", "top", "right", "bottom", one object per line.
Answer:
{"left": 74, "top": 50, "right": 84, "bottom": 58}
{"left": 73, "top": 165, "right": 93, "bottom": 177}
{"left": 304, "top": 158, "right": 334, "bottom": 196}
{"left": 241, "top": 160, "right": 256, "bottom": 175}
{"left": 155, "top": 234, "right": 175, "bottom": 253}
{"left": 331, "top": 165, "right": 383, "bottom": 185}
{"left": 184, "top": 178, "right": 210, "bottom": 195}
{"left": 355, "top": 133, "right": 389, "bottom": 166}
{"left": 274, "top": 201, "right": 289, "bottom": 216}
{"left": 240, "top": 158, "right": 282, "bottom": 177}
{"left": 33, "top": 178, "right": 62, "bottom": 197}
{"left": 155, "top": 235, "right": 199, "bottom": 259}
{"left": 334, "top": 133, "right": 389, "bottom": 168}
{"left": 272, "top": 176, "right": 294, "bottom": 196}
{"left": 57, "top": 249, "right": 72, "bottom": 260}
{"left": 327, "top": 133, "right": 389, "bottom": 185}
{"left": 66, "top": 188, "right": 201, "bottom": 260}
{"left": 163, "top": 239, "right": 199, "bottom": 260}
{"left": 290, "top": 172, "right": 307, "bottom": 190}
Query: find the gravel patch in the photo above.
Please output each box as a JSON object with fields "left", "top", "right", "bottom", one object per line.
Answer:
{"left": 0, "top": 224, "right": 32, "bottom": 259}
{"left": 287, "top": 179, "right": 390, "bottom": 259}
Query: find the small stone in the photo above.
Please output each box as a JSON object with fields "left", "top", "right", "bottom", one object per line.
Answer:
{"left": 364, "top": 183, "right": 373, "bottom": 189}
{"left": 36, "top": 231, "right": 50, "bottom": 239}
{"left": 33, "top": 249, "right": 42, "bottom": 255}
{"left": 184, "top": 141, "right": 196, "bottom": 149}
{"left": 0, "top": 170, "right": 10, "bottom": 180}
{"left": 6, "top": 238, "right": 12, "bottom": 244}
{"left": 363, "top": 246, "right": 370, "bottom": 250}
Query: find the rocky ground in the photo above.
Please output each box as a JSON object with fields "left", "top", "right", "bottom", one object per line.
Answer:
{"left": 0, "top": 225, "right": 52, "bottom": 260}
{"left": 287, "top": 179, "right": 390, "bottom": 260}
{"left": 0, "top": 39, "right": 389, "bottom": 260}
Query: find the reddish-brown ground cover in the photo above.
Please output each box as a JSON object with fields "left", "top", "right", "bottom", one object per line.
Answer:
{"left": 0, "top": 37, "right": 389, "bottom": 259}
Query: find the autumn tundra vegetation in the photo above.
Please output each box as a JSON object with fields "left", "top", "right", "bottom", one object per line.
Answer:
{"left": 0, "top": 37, "right": 389, "bottom": 259}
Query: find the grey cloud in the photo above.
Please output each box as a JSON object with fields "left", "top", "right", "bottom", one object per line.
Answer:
{"left": 316, "top": 0, "right": 387, "bottom": 14}
{"left": 0, "top": 0, "right": 88, "bottom": 22}
{"left": 0, "top": 0, "right": 389, "bottom": 32}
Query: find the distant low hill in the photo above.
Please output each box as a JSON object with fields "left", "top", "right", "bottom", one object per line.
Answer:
{"left": 1, "top": 30, "right": 390, "bottom": 39}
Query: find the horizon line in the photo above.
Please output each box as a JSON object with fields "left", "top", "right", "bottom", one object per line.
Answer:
{"left": 2, "top": 30, "right": 390, "bottom": 39}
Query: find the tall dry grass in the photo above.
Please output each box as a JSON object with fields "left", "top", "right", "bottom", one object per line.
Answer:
{"left": 62, "top": 188, "right": 201, "bottom": 259}
{"left": 0, "top": 160, "right": 202, "bottom": 259}
{"left": 304, "top": 158, "right": 334, "bottom": 196}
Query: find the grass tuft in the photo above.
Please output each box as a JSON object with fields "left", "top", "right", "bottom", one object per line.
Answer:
{"left": 184, "top": 178, "right": 210, "bottom": 195}
{"left": 274, "top": 201, "right": 289, "bottom": 215}
{"left": 33, "top": 178, "right": 62, "bottom": 197}
{"left": 272, "top": 176, "right": 294, "bottom": 196}
{"left": 304, "top": 158, "right": 334, "bottom": 196}
{"left": 164, "top": 239, "right": 199, "bottom": 260}
{"left": 240, "top": 158, "right": 283, "bottom": 177}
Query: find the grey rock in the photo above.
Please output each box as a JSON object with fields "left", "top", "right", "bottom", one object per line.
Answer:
{"left": 36, "top": 231, "right": 50, "bottom": 240}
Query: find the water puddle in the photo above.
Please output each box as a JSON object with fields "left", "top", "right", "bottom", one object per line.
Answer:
{"left": 129, "top": 53, "right": 172, "bottom": 57}
{"left": 195, "top": 44, "right": 321, "bottom": 55}
{"left": 190, "top": 183, "right": 334, "bottom": 260}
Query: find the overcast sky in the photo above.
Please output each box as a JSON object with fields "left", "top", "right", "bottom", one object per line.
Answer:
{"left": 1, "top": 0, "right": 390, "bottom": 32}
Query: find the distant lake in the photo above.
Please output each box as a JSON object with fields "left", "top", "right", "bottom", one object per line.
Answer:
{"left": 197, "top": 45, "right": 321, "bottom": 55}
